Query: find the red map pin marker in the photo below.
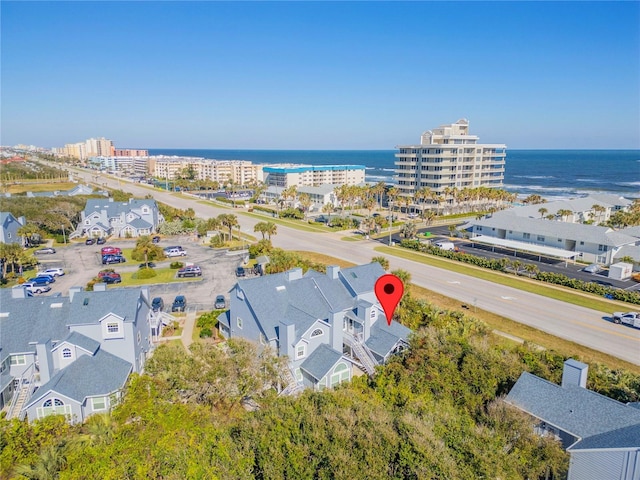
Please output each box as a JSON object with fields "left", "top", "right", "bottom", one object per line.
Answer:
{"left": 374, "top": 274, "right": 404, "bottom": 326}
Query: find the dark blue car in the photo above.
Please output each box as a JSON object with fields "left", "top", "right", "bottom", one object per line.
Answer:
{"left": 29, "top": 275, "right": 54, "bottom": 285}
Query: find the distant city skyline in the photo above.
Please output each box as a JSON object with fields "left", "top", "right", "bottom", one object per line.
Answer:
{"left": 2, "top": 1, "right": 639, "bottom": 150}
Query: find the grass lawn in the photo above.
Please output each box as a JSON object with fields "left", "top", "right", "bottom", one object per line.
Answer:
{"left": 240, "top": 212, "right": 337, "bottom": 233}
{"left": 375, "top": 245, "right": 638, "bottom": 313}
{"left": 117, "top": 268, "right": 201, "bottom": 286}
{"left": 292, "top": 251, "right": 356, "bottom": 269}
{"left": 341, "top": 236, "right": 363, "bottom": 242}
{"left": 5, "top": 182, "right": 78, "bottom": 194}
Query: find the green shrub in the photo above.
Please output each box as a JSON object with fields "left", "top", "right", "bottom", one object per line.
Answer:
{"left": 170, "top": 261, "right": 184, "bottom": 269}
{"left": 209, "top": 234, "right": 225, "bottom": 248}
{"left": 135, "top": 268, "right": 157, "bottom": 279}
{"left": 280, "top": 207, "right": 304, "bottom": 219}
{"left": 199, "top": 327, "right": 213, "bottom": 338}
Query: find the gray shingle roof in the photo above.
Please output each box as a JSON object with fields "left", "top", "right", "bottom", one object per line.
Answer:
{"left": 26, "top": 349, "right": 132, "bottom": 406}
{"left": 67, "top": 289, "right": 143, "bottom": 326}
{"left": 128, "top": 218, "right": 152, "bottom": 229}
{"left": 300, "top": 344, "right": 344, "bottom": 381}
{"left": 366, "top": 319, "right": 412, "bottom": 357}
{"left": 506, "top": 372, "right": 640, "bottom": 441}
{"left": 339, "top": 262, "right": 385, "bottom": 295}
{"left": 55, "top": 332, "right": 100, "bottom": 355}
{"left": 569, "top": 423, "right": 640, "bottom": 450}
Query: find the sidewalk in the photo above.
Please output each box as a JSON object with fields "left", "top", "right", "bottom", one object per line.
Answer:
{"left": 181, "top": 311, "right": 197, "bottom": 349}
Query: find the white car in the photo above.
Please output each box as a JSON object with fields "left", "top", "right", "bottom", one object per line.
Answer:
{"left": 164, "top": 247, "right": 187, "bottom": 257}
{"left": 38, "top": 268, "right": 65, "bottom": 277}
{"left": 22, "top": 282, "right": 52, "bottom": 294}
{"left": 583, "top": 264, "right": 601, "bottom": 274}
{"left": 613, "top": 312, "right": 640, "bottom": 328}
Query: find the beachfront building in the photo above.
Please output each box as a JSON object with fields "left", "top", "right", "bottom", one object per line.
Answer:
{"left": 263, "top": 164, "right": 366, "bottom": 188}
{"left": 113, "top": 148, "right": 148, "bottom": 157}
{"left": 54, "top": 137, "right": 114, "bottom": 160}
{"left": 260, "top": 184, "right": 339, "bottom": 210}
{"left": 395, "top": 119, "right": 506, "bottom": 198}
{"left": 151, "top": 157, "right": 263, "bottom": 185}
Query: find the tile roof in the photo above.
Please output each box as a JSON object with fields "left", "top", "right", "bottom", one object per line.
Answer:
{"left": 506, "top": 372, "right": 640, "bottom": 442}
{"left": 300, "top": 344, "right": 344, "bottom": 381}
{"left": 26, "top": 349, "right": 132, "bottom": 406}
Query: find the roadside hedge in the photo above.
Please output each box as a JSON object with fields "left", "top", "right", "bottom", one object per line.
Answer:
{"left": 399, "top": 239, "right": 640, "bottom": 305}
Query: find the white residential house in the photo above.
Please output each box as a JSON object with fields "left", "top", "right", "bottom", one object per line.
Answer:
{"left": 217, "top": 263, "right": 411, "bottom": 393}
{"left": 77, "top": 198, "right": 163, "bottom": 239}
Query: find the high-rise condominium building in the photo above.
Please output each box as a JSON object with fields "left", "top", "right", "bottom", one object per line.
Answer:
{"left": 394, "top": 119, "right": 506, "bottom": 197}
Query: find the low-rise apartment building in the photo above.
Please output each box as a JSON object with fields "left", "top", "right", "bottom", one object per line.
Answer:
{"left": 151, "top": 156, "right": 263, "bottom": 185}
{"left": 395, "top": 119, "right": 506, "bottom": 197}
{"left": 263, "top": 164, "right": 366, "bottom": 188}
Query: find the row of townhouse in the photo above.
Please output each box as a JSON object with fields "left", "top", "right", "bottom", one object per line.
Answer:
{"left": 506, "top": 359, "right": 640, "bottom": 480}
{"left": 217, "top": 263, "right": 411, "bottom": 392}
{"left": 507, "top": 194, "right": 633, "bottom": 226}
{"left": 74, "top": 198, "right": 163, "bottom": 239}
{"left": 259, "top": 184, "right": 341, "bottom": 211}
{"left": 262, "top": 164, "right": 366, "bottom": 189}
{"left": 462, "top": 206, "right": 640, "bottom": 266}
{"left": 0, "top": 284, "right": 169, "bottom": 424}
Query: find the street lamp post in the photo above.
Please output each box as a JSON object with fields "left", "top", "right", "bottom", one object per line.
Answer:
{"left": 61, "top": 225, "right": 66, "bottom": 245}
{"left": 388, "top": 200, "right": 394, "bottom": 246}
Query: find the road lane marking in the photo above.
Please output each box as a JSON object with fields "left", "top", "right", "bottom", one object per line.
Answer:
{"left": 567, "top": 319, "right": 640, "bottom": 341}
{"left": 501, "top": 296, "right": 517, "bottom": 300}
{"left": 447, "top": 281, "right": 461, "bottom": 284}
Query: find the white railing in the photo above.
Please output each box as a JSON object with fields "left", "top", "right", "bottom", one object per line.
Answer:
{"left": 6, "top": 364, "right": 36, "bottom": 420}
{"left": 344, "top": 332, "right": 378, "bottom": 376}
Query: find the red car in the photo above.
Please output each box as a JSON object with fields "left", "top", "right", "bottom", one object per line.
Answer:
{"left": 101, "top": 246, "right": 122, "bottom": 256}
{"left": 98, "top": 270, "right": 119, "bottom": 279}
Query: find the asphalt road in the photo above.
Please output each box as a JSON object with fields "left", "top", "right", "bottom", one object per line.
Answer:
{"left": 64, "top": 168, "right": 640, "bottom": 365}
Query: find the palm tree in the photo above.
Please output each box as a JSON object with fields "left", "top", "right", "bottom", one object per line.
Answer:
{"left": 523, "top": 263, "right": 539, "bottom": 278}
{"left": 264, "top": 221, "right": 277, "bottom": 240}
{"left": 591, "top": 204, "right": 606, "bottom": 224}
{"left": 557, "top": 209, "right": 573, "bottom": 222}
{"left": 133, "top": 235, "right": 163, "bottom": 265}
{"left": 218, "top": 214, "right": 239, "bottom": 242}
{"left": 372, "top": 181, "right": 386, "bottom": 212}
{"left": 390, "top": 268, "right": 411, "bottom": 298}
{"left": 400, "top": 221, "right": 417, "bottom": 240}
{"left": 322, "top": 202, "right": 335, "bottom": 223}
{"left": 538, "top": 207, "right": 548, "bottom": 219}
{"left": 424, "top": 209, "right": 436, "bottom": 226}
{"left": 371, "top": 256, "right": 390, "bottom": 271}
{"left": 298, "top": 193, "right": 312, "bottom": 220}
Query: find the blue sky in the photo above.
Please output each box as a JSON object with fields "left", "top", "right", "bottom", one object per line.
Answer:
{"left": 2, "top": 1, "right": 639, "bottom": 149}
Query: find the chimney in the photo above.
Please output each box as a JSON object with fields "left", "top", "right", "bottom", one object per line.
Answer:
{"left": 286, "top": 267, "right": 303, "bottom": 282}
{"left": 93, "top": 282, "right": 107, "bottom": 292}
{"left": 36, "top": 339, "right": 54, "bottom": 384}
{"left": 561, "top": 359, "right": 588, "bottom": 388}
{"left": 326, "top": 265, "right": 340, "bottom": 280}
{"left": 68, "top": 286, "right": 83, "bottom": 303}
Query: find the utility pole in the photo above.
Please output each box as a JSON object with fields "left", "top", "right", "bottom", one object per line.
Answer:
{"left": 61, "top": 225, "right": 66, "bottom": 245}
{"left": 388, "top": 200, "right": 394, "bottom": 246}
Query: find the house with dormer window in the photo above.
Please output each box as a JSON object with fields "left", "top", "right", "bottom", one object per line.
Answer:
{"left": 217, "top": 263, "right": 411, "bottom": 393}
{"left": 0, "top": 284, "right": 163, "bottom": 424}
{"left": 75, "top": 197, "right": 163, "bottom": 239}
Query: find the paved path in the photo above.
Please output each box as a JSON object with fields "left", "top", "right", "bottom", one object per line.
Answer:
{"left": 181, "top": 311, "right": 197, "bottom": 349}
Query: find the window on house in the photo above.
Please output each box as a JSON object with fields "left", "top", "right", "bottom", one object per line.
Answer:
{"left": 598, "top": 244, "right": 607, "bottom": 251}
{"left": 107, "top": 323, "right": 120, "bottom": 334}
{"left": 310, "top": 329, "right": 323, "bottom": 338}
{"left": 237, "top": 317, "right": 243, "bottom": 329}
{"left": 137, "top": 331, "right": 141, "bottom": 344}
{"left": 10, "top": 355, "right": 26, "bottom": 366}
{"left": 62, "top": 348, "right": 72, "bottom": 359}
{"left": 7, "top": 233, "right": 11, "bottom": 239}
{"left": 296, "top": 344, "right": 306, "bottom": 359}
{"left": 92, "top": 397, "right": 107, "bottom": 411}
{"left": 537, "top": 236, "right": 545, "bottom": 242}
{"left": 580, "top": 241, "right": 584, "bottom": 245}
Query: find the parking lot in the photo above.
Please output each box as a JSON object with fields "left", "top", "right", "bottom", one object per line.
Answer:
{"left": 31, "top": 237, "right": 248, "bottom": 313}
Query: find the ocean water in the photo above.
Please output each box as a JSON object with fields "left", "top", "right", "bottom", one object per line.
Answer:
{"left": 147, "top": 149, "right": 640, "bottom": 200}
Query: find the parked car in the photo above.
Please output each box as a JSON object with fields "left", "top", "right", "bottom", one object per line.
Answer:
{"left": 165, "top": 247, "right": 187, "bottom": 257}
{"left": 22, "top": 282, "right": 51, "bottom": 294}
{"left": 235, "top": 266, "right": 246, "bottom": 277}
{"left": 102, "top": 254, "right": 126, "bottom": 265}
{"left": 101, "top": 246, "right": 122, "bottom": 256}
{"left": 314, "top": 215, "right": 329, "bottom": 223}
{"left": 172, "top": 295, "right": 187, "bottom": 312}
{"left": 214, "top": 295, "right": 226, "bottom": 310}
{"left": 85, "top": 238, "right": 96, "bottom": 245}
{"left": 96, "top": 237, "right": 106, "bottom": 245}
{"left": 177, "top": 266, "right": 202, "bottom": 278}
{"left": 434, "top": 241, "right": 456, "bottom": 251}
{"left": 97, "top": 269, "right": 117, "bottom": 278}
{"left": 583, "top": 263, "right": 602, "bottom": 274}
{"left": 151, "top": 297, "right": 164, "bottom": 312}
{"left": 29, "top": 276, "right": 54, "bottom": 285}
{"left": 38, "top": 268, "right": 65, "bottom": 277}
{"left": 613, "top": 312, "right": 640, "bottom": 328}
{"left": 152, "top": 236, "right": 161, "bottom": 244}
{"left": 34, "top": 247, "right": 56, "bottom": 255}
{"left": 139, "top": 262, "right": 157, "bottom": 269}
{"left": 100, "top": 274, "right": 122, "bottom": 284}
